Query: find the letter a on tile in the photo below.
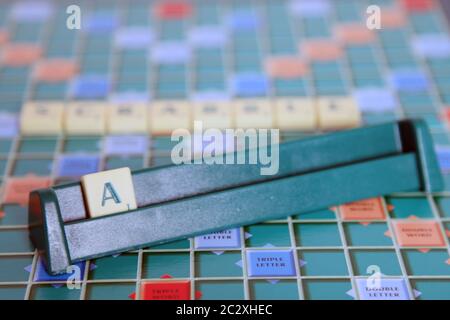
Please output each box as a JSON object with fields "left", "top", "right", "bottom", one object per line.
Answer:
{"left": 102, "top": 182, "right": 121, "bottom": 207}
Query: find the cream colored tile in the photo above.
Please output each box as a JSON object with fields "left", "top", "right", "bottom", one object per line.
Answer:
{"left": 81, "top": 167, "right": 137, "bottom": 218}
{"left": 317, "top": 97, "right": 361, "bottom": 130}
{"left": 65, "top": 102, "right": 106, "bottom": 135}
{"left": 274, "top": 98, "right": 317, "bottom": 131}
{"left": 108, "top": 103, "right": 149, "bottom": 134}
{"left": 20, "top": 101, "right": 64, "bottom": 135}
{"left": 234, "top": 99, "right": 274, "bottom": 129}
{"left": 193, "top": 101, "right": 232, "bottom": 129}
{"left": 149, "top": 100, "right": 191, "bottom": 135}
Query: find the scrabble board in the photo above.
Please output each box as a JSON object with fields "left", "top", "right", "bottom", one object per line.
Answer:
{"left": 0, "top": 0, "right": 450, "bottom": 300}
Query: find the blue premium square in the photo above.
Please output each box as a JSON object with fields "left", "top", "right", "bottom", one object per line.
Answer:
{"left": 195, "top": 228, "right": 241, "bottom": 249}
{"left": 57, "top": 154, "right": 100, "bottom": 178}
{"left": 246, "top": 250, "right": 296, "bottom": 277}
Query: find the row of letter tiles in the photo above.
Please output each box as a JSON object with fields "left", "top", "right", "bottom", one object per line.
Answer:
{"left": 19, "top": 98, "right": 361, "bottom": 135}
